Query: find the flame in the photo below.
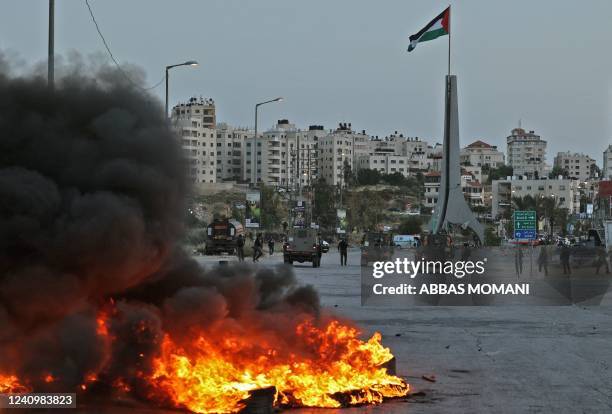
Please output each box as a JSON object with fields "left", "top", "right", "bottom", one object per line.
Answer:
{"left": 0, "top": 374, "right": 30, "bottom": 394}
{"left": 150, "top": 319, "right": 409, "bottom": 414}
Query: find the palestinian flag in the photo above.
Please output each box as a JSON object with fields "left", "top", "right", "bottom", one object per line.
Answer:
{"left": 407, "top": 7, "right": 450, "bottom": 52}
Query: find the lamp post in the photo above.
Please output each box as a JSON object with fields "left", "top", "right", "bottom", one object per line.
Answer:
{"left": 165, "top": 60, "right": 199, "bottom": 119}
{"left": 48, "top": 0, "right": 54, "bottom": 89}
{"left": 252, "top": 97, "right": 283, "bottom": 185}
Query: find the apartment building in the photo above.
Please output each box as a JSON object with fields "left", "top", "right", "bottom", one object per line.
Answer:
{"left": 604, "top": 145, "right": 612, "bottom": 179}
{"left": 491, "top": 177, "right": 580, "bottom": 218}
{"left": 215, "top": 123, "right": 253, "bottom": 182}
{"left": 553, "top": 151, "right": 596, "bottom": 181}
{"left": 245, "top": 120, "right": 319, "bottom": 188}
{"left": 460, "top": 140, "right": 505, "bottom": 168}
{"left": 171, "top": 97, "right": 217, "bottom": 183}
{"left": 506, "top": 127, "right": 547, "bottom": 179}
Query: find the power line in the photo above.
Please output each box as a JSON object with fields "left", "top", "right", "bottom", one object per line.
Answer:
{"left": 84, "top": 0, "right": 163, "bottom": 91}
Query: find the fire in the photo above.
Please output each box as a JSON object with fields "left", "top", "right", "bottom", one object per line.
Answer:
{"left": 0, "top": 374, "right": 30, "bottom": 394}
{"left": 150, "top": 319, "right": 409, "bottom": 414}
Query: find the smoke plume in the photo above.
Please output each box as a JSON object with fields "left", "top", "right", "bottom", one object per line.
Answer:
{"left": 0, "top": 55, "right": 320, "bottom": 398}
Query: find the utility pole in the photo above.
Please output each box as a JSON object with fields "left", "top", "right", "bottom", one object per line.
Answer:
{"left": 48, "top": 0, "right": 55, "bottom": 89}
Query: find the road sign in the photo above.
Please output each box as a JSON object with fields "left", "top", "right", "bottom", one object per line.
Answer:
{"left": 514, "top": 210, "right": 536, "bottom": 240}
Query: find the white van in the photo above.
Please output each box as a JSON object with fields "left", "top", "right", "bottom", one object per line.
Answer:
{"left": 393, "top": 234, "right": 420, "bottom": 249}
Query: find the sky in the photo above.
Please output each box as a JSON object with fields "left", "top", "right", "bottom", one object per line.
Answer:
{"left": 1, "top": 0, "right": 611, "bottom": 163}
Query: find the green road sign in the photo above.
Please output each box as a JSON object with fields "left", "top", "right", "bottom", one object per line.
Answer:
{"left": 514, "top": 210, "right": 536, "bottom": 240}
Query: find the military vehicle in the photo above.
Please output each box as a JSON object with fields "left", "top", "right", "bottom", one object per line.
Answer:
{"left": 360, "top": 231, "right": 394, "bottom": 266}
{"left": 283, "top": 228, "right": 322, "bottom": 267}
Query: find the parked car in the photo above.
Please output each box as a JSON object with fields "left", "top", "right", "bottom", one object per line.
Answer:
{"left": 320, "top": 240, "right": 330, "bottom": 253}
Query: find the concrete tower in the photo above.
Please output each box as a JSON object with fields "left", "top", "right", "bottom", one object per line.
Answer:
{"left": 431, "top": 75, "right": 484, "bottom": 243}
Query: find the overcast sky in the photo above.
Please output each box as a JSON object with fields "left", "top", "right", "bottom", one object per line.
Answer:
{"left": 1, "top": 0, "right": 611, "bottom": 162}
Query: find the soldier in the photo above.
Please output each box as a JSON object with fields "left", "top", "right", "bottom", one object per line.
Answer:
{"left": 338, "top": 238, "right": 349, "bottom": 266}
{"left": 253, "top": 234, "right": 263, "bottom": 262}
{"left": 268, "top": 237, "right": 275, "bottom": 255}
{"left": 537, "top": 245, "right": 549, "bottom": 276}
{"left": 560, "top": 244, "right": 571, "bottom": 275}
{"left": 515, "top": 246, "right": 524, "bottom": 276}
{"left": 236, "top": 234, "right": 245, "bottom": 262}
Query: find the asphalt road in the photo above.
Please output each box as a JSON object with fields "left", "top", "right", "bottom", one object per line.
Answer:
{"left": 195, "top": 248, "right": 612, "bottom": 414}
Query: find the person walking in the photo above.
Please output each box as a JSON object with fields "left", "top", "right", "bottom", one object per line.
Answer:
{"left": 515, "top": 246, "right": 524, "bottom": 277}
{"left": 560, "top": 244, "right": 571, "bottom": 275}
{"left": 268, "top": 237, "right": 275, "bottom": 255}
{"left": 236, "top": 234, "right": 245, "bottom": 262}
{"left": 253, "top": 234, "right": 263, "bottom": 262}
{"left": 594, "top": 246, "right": 610, "bottom": 274}
{"left": 537, "top": 245, "right": 549, "bottom": 276}
{"left": 338, "top": 238, "right": 348, "bottom": 266}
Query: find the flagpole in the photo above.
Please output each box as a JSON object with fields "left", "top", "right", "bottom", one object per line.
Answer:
{"left": 447, "top": 5, "right": 451, "bottom": 76}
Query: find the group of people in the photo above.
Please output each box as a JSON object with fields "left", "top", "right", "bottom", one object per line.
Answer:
{"left": 515, "top": 244, "right": 612, "bottom": 276}
{"left": 234, "top": 233, "right": 351, "bottom": 266}
{"left": 235, "top": 233, "right": 276, "bottom": 262}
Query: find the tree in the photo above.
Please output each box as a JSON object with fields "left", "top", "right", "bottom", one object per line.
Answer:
{"left": 484, "top": 226, "right": 501, "bottom": 246}
{"left": 343, "top": 158, "right": 354, "bottom": 187}
{"left": 549, "top": 166, "right": 568, "bottom": 179}
{"left": 486, "top": 165, "right": 513, "bottom": 184}
{"left": 397, "top": 216, "right": 422, "bottom": 234}
{"left": 589, "top": 163, "right": 601, "bottom": 179}
{"left": 382, "top": 172, "right": 406, "bottom": 186}
{"left": 260, "top": 184, "right": 284, "bottom": 230}
{"left": 312, "top": 178, "right": 336, "bottom": 231}
{"left": 345, "top": 189, "right": 385, "bottom": 232}
{"left": 356, "top": 168, "right": 381, "bottom": 186}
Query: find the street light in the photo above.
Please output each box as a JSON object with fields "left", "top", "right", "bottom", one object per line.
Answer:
{"left": 252, "top": 97, "right": 283, "bottom": 185}
{"left": 165, "top": 60, "right": 199, "bottom": 119}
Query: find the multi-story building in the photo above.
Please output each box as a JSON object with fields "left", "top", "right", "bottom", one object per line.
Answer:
{"left": 506, "top": 127, "right": 547, "bottom": 179}
{"left": 553, "top": 152, "right": 596, "bottom": 181}
{"left": 317, "top": 123, "right": 357, "bottom": 187}
{"left": 423, "top": 169, "right": 484, "bottom": 209}
{"left": 245, "top": 120, "right": 319, "bottom": 188}
{"left": 369, "top": 133, "right": 432, "bottom": 174}
{"left": 460, "top": 140, "right": 505, "bottom": 168}
{"left": 604, "top": 145, "right": 612, "bottom": 179}
{"left": 215, "top": 123, "right": 253, "bottom": 182}
{"left": 171, "top": 97, "right": 216, "bottom": 128}
{"left": 356, "top": 151, "right": 411, "bottom": 176}
{"left": 423, "top": 171, "right": 441, "bottom": 209}
{"left": 171, "top": 97, "right": 217, "bottom": 183}
{"left": 491, "top": 177, "right": 580, "bottom": 218}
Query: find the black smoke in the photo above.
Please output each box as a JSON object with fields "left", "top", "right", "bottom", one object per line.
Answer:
{"left": 0, "top": 57, "right": 320, "bottom": 399}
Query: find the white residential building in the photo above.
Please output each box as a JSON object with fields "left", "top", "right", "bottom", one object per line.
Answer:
{"left": 423, "top": 171, "right": 441, "bottom": 209}
{"left": 491, "top": 178, "right": 580, "bottom": 218}
{"left": 553, "top": 151, "right": 596, "bottom": 181}
{"left": 423, "top": 169, "right": 484, "bottom": 209}
{"left": 318, "top": 123, "right": 356, "bottom": 187}
{"left": 366, "top": 133, "right": 432, "bottom": 175}
{"left": 506, "top": 127, "right": 547, "bottom": 179}
{"left": 171, "top": 97, "right": 217, "bottom": 183}
{"left": 245, "top": 120, "right": 319, "bottom": 188}
{"left": 215, "top": 123, "right": 253, "bottom": 182}
{"left": 460, "top": 140, "right": 505, "bottom": 168}
{"left": 356, "top": 152, "right": 411, "bottom": 176}
{"left": 171, "top": 97, "right": 216, "bottom": 128}
{"left": 604, "top": 145, "right": 612, "bottom": 179}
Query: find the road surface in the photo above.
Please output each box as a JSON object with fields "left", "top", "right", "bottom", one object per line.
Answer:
{"left": 195, "top": 248, "right": 612, "bottom": 414}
